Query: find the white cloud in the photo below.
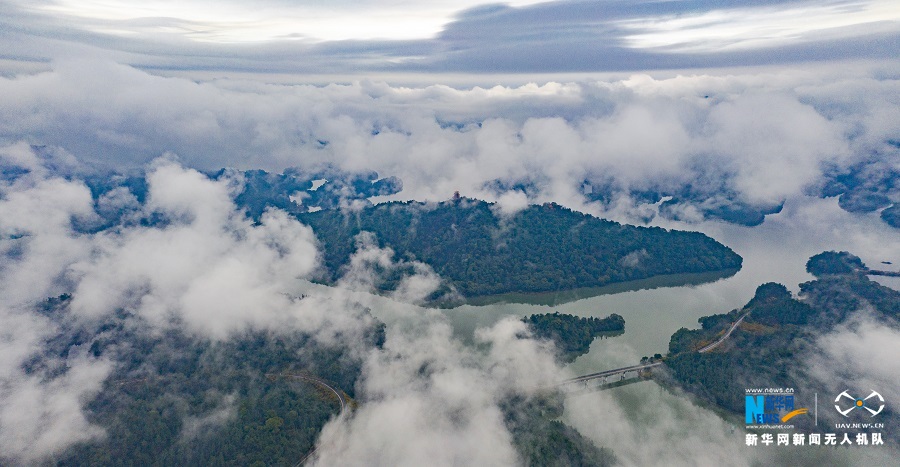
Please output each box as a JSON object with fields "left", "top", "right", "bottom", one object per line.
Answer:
{"left": 28, "top": 0, "right": 548, "bottom": 42}
{"left": 493, "top": 190, "right": 529, "bottom": 217}
{"left": 0, "top": 144, "right": 570, "bottom": 463}
{"left": 312, "top": 313, "right": 564, "bottom": 466}
{"left": 564, "top": 384, "right": 751, "bottom": 466}
{"left": 0, "top": 143, "right": 95, "bottom": 307}
{"left": 69, "top": 160, "right": 324, "bottom": 339}
{"left": 808, "top": 313, "right": 900, "bottom": 406}
{"left": 703, "top": 92, "right": 849, "bottom": 205}
{"left": 0, "top": 149, "right": 334, "bottom": 461}
{"left": 0, "top": 344, "right": 112, "bottom": 463}
{"left": 620, "top": 1, "right": 900, "bottom": 52}
{"left": 3, "top": 60, "right": 895, "bottom": 221}
{"left": 0, "top": 40, "right": 897, "bottom": 465}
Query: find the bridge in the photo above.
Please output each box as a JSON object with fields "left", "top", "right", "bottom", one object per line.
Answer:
{"left": 559, "top": 310, "right": 750, "bottom": 391}
{"left": 561, "top": 361, "right": 662, "bottom": 390}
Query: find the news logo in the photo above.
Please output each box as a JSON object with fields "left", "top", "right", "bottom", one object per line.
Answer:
{"left": 834, "top": 390, "right": 884, "bottom": 417}
{"left": 745, "top": 389, "right": 809, "bottom": 426}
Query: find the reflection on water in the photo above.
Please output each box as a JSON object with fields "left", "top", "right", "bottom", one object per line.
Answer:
{"left": 358, "top": 197, "right": 898, "bottom": 466}
{"left": 459, "top": 269, "right": 739, "bottom": 307}
{"left": 870, "top": 275, "right": 900, "bottom": 291}
{"left": 442, "top": 196, "right": 900, "bottom": 376}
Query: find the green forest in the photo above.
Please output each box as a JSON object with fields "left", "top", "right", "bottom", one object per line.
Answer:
{"left": 523, "top": 312, "right": 625, "bottom": 362}
{"left": 31, "top": 295, "right": 384, "bottom": 467}
{"left": 661, "top": 251, "right": 900, "bottom": 422}
{"left": 502, "top": 395, "right": 617, "bottom": 466}
{"left": 30, "top": 294, "right": 623, "bottom": 466}
{"left": 297, "top": 198, "right": 742, "bottom": 301}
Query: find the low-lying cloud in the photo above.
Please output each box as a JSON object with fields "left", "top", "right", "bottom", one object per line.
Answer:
{"left": 0, "top": 148, "right": 358, "bottom": 461}
{"left": 1, "top": 59, "right": 897, "bottom": 227}
{"left": 808, "top": 312, "right": 900, "bottom": 411}
{"left": 0, "top": 145, "right": 569, "bottom": 464}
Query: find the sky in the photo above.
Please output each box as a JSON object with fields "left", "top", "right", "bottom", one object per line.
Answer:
{"left": 1, "top": 1, "right": 899, "bottom": 465}
{"left": 1, "top": 0, "right": 898, "bottom": 75}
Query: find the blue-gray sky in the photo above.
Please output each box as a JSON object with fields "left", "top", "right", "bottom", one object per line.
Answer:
{"left": 2, "top": 0, "right": 898, "bottom": 74}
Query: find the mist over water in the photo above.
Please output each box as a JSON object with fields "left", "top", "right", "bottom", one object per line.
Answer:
{"left": 440, "top": 194, "right": 899, "bottom": 376}
{"left": 332, "top": 191, "right": 899, "bottom": 465}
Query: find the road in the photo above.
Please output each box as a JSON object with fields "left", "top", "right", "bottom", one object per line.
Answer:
{"left": 266, "top": 372, "right": 350, "bottom": 467}
{"left": 562, "top": 361, "right": 662, "bottom": 385}
{"left": 268, "top": 372, "right": 348, "bottom": 414}
{"left": 697, "top": 312, "right": 748, "bottom": 354}
{"left": 561, "top": 310, "right": 750, "bottom": 387}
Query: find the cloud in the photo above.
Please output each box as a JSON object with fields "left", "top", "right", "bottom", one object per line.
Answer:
{"left": 789, "top": 312, "right": 900, "bottom": 464}
{"left": 0, "top": 15, "right": 897, "bottom": 462}
{"left": 1, "top": 60, "right": 896, "bottom": 225}
{"left": 0, "top": 0, "right": 897, "bottom": 74}
{"left": 0, "top": 144, "right": 113, "bottom": 461}
{"left": 564, "top": 384, "right": 753, "bottom": 466}
{"left": 311, "top": 319, "right": 521, "bottom": 466}
{"left": 0, "top": 342, "right": 112, "bottom": 463}
{"left": 493, "top": 189, "right": 529, "bottom": 217}
{"left": 68, "top": 159, "right": 327, "bottom": 339}
{"left": 702, "top": 92, "right": 849, "bottom": 205}
{"left": 807, "top": 312, "right": 900, "bottom": 408}
{"left": 0, "top": 144, "right": 573, "bottom": 464}
{"left": 180, "top": 393, "right": 238, "bottom": 441}
{"left": 310, "top": 312, "right": 564, "bottom": 466}
{"left": 618, "top": 1, "right": 900, "bottom": 53}
{"left": 0, "top": 148, "right": 346, "bottom": 462}
{"left": 26, "top": 0, "right": 547, "bottom": 43}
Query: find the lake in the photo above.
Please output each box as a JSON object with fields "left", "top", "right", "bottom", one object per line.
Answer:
{"left": 321, "top": 195, "right": 899, "bottom": 466}
{"left": 442, "top": 196, "right": 900, "bottom": 375}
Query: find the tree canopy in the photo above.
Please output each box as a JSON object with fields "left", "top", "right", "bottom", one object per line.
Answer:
{"left": 299, "top": 198, "right": 742, "bottom": 301}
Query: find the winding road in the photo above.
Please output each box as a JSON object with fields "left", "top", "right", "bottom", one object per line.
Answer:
{"left": 560, "top": 310, "right": 750, "bottom": 387}
{"left": 267, "top": 372, "right": 349, "bottom": 414}
{"left": 697, "top": 312, "right": 749, "bottom": 354}
{"left": 266, "top": 372, "right": 350, "bottom": 467}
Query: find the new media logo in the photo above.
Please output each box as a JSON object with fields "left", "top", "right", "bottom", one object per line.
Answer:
{"left": 834, "top": 390, "right": 884, "bottom": 417}
{"left": 746, "top": 389, "right": 809, "bottom": 425}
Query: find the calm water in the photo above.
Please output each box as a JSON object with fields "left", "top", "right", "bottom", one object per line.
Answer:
{"left": 487, "top": 197, "right": 898, "bottom": 466}
{"left": 441, "top": 196, "right": 900, "bottom": 375}
{"left": 329, "top": 196, "right": 899, "bottom": 466}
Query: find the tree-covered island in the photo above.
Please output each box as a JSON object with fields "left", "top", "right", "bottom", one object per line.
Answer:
{"left": 523, "top": 312, "right": 626, "bottom": 362}
{"left": 298, "top": 198, "right": 743, "bottom": 304}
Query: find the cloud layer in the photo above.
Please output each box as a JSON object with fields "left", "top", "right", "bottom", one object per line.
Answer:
{"left": 0, "top": 145, "right": 575, "bottom": 463}
{"left": 0, "top": 81, "right": 898, "bottom": 462}
{"left": 1, "top": 59, "right": 897, "bottom": 226}
{"left": 1, "top": 0, "right": 898, "bottom": 73}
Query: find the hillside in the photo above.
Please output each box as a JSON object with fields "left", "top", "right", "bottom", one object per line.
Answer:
{"left": 523, "top": 312, "right": 625, "bottom": 362}
{"left": 661, "top": 251, "right": 899, "bottom": 427}
{"left": 297, "top": 198, "right": 743, "bottom": 301}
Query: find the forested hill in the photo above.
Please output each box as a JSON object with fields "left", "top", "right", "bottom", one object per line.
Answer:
{"left": 661, "top": 251, "right": 899, "bottom": 426}
{"left": 523, "top": 312, "right": 626, "bottom": 362}
{"left": 297, "top": 198, "right": 742, "bottom": 300}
